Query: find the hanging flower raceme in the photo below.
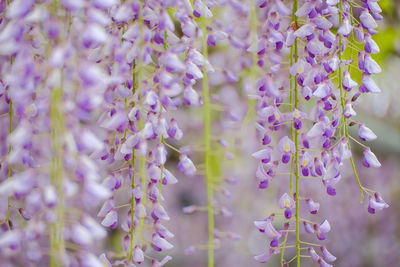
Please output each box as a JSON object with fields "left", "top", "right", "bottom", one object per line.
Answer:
{"left": 94, "top": 0, "right": 205, "bottom": 265}
{"left": 0, "top": 1, "right": 118, "bottom": 265}
{"left": 252, "top": 0, "right": 387, "bottom": 264}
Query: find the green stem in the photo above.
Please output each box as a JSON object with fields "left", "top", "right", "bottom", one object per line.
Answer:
{"left": 338, "top": 0, "right": 364, "bottom": 203}
{"left": 245, "top": 0, "right": 257, "bottom": 121}
{"left": 292, "top": 0, "right": 300, "bottom": 265}
{"left": 49, "top": 2, "right": 71, "bottom": 264}
{"left": 158, "top": 29, "right": 168, "bottom": 203}
{"left": 136, "top": 0, "right": 146, "bottom": 245}
{"left": 289, "top": 46, "right": 294, "bottom": 197}
{"left": 50, "top": 88, "right": 65, "bottom": 267}
{"left": 202, "top": 15, "right": 214, "bottom": 267}
{"left": 159, "top": 136, "right": 164, "bottom": 204}
{"left": 129, "top": 58, "right": 137, "bottom": 261}
{"left": 294, "top": 53, "right": 300, "bottom": 267}
{"left": 280, "top": 234, "right": 288, "bottom": 266}
{"left": 282, "top": 38, "right": 295, "bottom": 267}
{"left": 129, "top": 147, "right": 136, "bottom": 261}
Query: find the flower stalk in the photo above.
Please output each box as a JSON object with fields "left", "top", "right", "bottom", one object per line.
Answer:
{"left": 137, "top": 0, "right": 146, "bottom": 245}
{"left": 292, "top": 0, "right": 301, "bottom": 265}
{"left": 202, "top": 15, "right": 214, "bottom": 267}
{"left": 129, "top": 61, "right": 137, "bottom": 262}
{"left": 50, "top": 87, "right": 65, "bottom": 267}
{"left": 338, "top": 0, "right": 364, "bottom": 203}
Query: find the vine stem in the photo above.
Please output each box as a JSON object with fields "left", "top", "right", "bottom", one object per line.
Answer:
{"left": 122, "top": 16, "right": 137, "bottom": 261}
{"left": 292, "top": 0, "right": 300, "bottom": 265}
{"left": 49, "top": 3, "right": 66, "bottom": 265}
{"left": 201, "top": 14, "right": 214, "bottom": 267}
{"left": 245, "top": 0, "right": 257, "bottom": 122}
{"left": 289, "top": 43, "right": 294, "bottom": 196}
{"left": 129, "top": 58, "right": 137, "bottom": 261}
{"left": 281, "top": 41, "right": 295, "bottom": 267}
{"left": 158, "top": 30, "right": 168, "bottom": 203}
{"left": 50, "top": 88, "right": 65, "bottom": 267}
{"left": 137, "top": 0, "right": 147, "bottom": 246}
{"left": 338, "top": 0, "right": 364, "bottom": 203}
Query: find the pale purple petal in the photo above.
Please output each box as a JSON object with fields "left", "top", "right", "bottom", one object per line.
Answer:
{"left": 321, "top": 246, "right": 337, "bottom": 262}
{"left": 320, "top": 220, "right": 331, "bottom": 233}
{"left": 358, "top": 124, "right": 377, "bottom": 141}
{"left": 360, "top": 11, "right": 378, "bottom": 29}
{"left": 362, "top": 147, "right": 381, "bottom": 168}
{"left": 294, "top": 24, "right": 315, "bottom": 38}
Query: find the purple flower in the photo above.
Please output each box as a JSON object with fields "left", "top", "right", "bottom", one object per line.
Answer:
{"left": 151, "top": 204, "right": 170, "bottom": 221}
{"left": 294, "top": 24, "right": 315, "bottom": 39}
{"left": 18, "top": 208, "right": 32, "bottom": 221}
{"left": 360, "top": 11, "right": 378, "bottom": 29}
{"left": 155, "top": 143, "right": 167, "bottom": 165}
{"left": 318, "top": 258, "right": 333, "bottom": 267}
{"left": 193, "top": 0, "right": 213, "bottom": 18}
{"left": 254, "top": 216, "right": 282, "bottom": 238}
{"left": 304, "top": 222, "right": 315, "bottom": 234}
{"left": 313, "top": 82, "right": 333, "bottom": 98}
{"left": 338, "top": 18, "right": 353, "bottom": 36}
{"left": 339, "top": 138, "right": 352, "bottom": 160}
{"left": 362, "top": 147, "right": 381, "bottom": 168}
{"left": 71, "top": 224, "right": 93, "bottom": 247}
{"left": 133, "top": 246, "right": 144, "bottom": 264}
{"left": 368, "top": 194, "right": 389, "bottom": 214}
{"left": 277, "top": 136, "right": 295, "bottom": 163}
{"left": 364, "top": 55, "right": 382, "bottom": 74}
{"left": 152, "top": 255, "right": 172, "bottom": 267}
{"left": 6, "top": 0, "right": 34, "bottom": 19}
{"left": 0, "top": 230, "right": 21, "bottom": 251}
{"left": 152, "top": 234, "right": 173, "bottom": 251}
{"left": 254, "top": 249, "right": 273, "bottom": 263}
{"left": 270, "top": 237, "right": 279, "bottom": 247}
{"left": 278, "top": 193, "right": 295, "bottom": 219}
{"left": 178, "top": 155, "right": 197, "bottom": 176}
{"left": 295, "top": 2, "right": 313, "bottom": 17}
{"left": 252, "top": 147, "right": 273, "bottom": 164}
{"left": 342, "top": 71, "right": 358, "bottom": 90}
{"left": 360, "top": 75, "right": 381, "bottom": 93}
{"left": 358, "top": 124, "right": 377, "bottom": 141}
{"left": 344, "top": 102, "right": 356, "bottom": 118}
{"left": 309, "top": 247, "right": 320, "bottom": 262}
{"left": 319, "top": 220, "right": 331, "bottom": 233}
{"left": 306, "top": 198, "right": 320, "bottom": 214}
{"left": 365, "top": 35, "right": 380, "bottom": 54}
{"left": 101, "top": 209, "right": 118, "bottom": 229}
{"left": 162, "top": 169, "right": 178, "bottom": 185}
{"left": 314, "top": 220, "right": 331, "bottom": 240}
{"left": 320, "top": 246, "right": 336, "bottom": 262}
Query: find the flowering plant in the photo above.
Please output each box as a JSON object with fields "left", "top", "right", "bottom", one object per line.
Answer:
{"left": 0, "top": 0, "right": 391, "bottom": 266}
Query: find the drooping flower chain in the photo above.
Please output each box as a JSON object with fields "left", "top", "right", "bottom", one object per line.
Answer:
{"left": 251, "top": 0, "right": 388, "bottom": 265}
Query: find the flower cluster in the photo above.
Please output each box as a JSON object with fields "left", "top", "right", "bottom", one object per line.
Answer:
{"left": 251, "top": 0, "right": 388, "bottom": 265}
{"left": 0, "top": 0, "right": 205, "bottom": 266}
